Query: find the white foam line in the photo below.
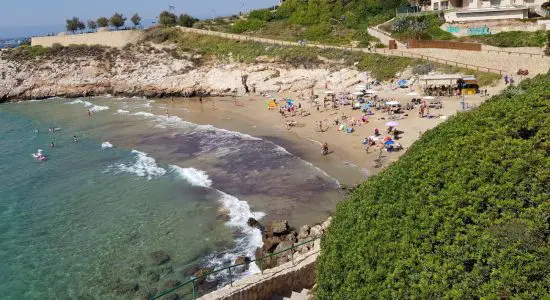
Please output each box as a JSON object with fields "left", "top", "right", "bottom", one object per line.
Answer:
{"left": 101, "top": 142, "right": 113, "bottom": 149}
{"left": 170, "top": 164, "right": 264, "bottom": 276}
{"left": 106, "top": 150, "right": 166, "bottom": 180}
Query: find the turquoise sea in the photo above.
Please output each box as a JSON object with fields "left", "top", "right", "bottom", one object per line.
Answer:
{"left": 0, "top": 97, "right": 342, "bottom": 299}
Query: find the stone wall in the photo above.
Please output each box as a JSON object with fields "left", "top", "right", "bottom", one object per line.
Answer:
{"left": 198, "top": 244, "right": 320, "bottom": 300}
{"left": 31, "top": 30, "right": 144, "bottom": 48}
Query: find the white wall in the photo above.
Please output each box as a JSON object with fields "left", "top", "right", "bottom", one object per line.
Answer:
{"left": 31, "top": 30, "right": 144, "bottom": 48}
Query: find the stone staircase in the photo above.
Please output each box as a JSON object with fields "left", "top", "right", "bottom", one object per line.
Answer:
{"left": 269, "top": 288, "right": 311, "bottom": 300}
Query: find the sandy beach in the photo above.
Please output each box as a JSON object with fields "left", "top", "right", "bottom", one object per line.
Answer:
{"left": 153, "top": 82, "right": 503, "bottom": 187}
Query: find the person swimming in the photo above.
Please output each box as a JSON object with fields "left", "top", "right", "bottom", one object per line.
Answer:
{"left": 73, "top": 136, "right": 78, "bottom": 143}
{"left": 50, "top": 141, "right": 55, "bottom": 148}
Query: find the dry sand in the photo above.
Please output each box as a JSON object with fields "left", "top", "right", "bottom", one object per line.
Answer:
{"left": 155, "top": 82, "right": 502, "bottom": 187}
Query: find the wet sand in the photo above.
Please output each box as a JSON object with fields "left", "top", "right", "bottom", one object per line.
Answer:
{"left": 153, "top": 88, "right": 490, "bottom": 188}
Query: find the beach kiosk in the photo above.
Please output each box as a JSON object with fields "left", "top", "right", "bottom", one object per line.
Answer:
{"left": 461, "top": 76, "right": 479, "bottom": 95}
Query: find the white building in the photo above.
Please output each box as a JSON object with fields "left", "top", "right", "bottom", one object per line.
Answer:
{"left": 428, "top": 0, "right": 547, "bottom": 22}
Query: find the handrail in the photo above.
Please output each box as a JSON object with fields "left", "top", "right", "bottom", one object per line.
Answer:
{"left": 149, "top": 235, "right": 322, "bottom": 300}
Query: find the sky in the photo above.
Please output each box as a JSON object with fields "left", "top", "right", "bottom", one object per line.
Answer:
{"left": 0, "top": 0, "right": 278, "bottom": 38}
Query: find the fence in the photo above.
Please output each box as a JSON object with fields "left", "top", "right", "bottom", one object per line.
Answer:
{"left": 484, "top": 49, "right": 547, "bottom": 59}
{"left": 407, "top": 40, "right": 482, "bottom": 51}
{"left": 177, "top": 27, "right": 506, "bottom": 75}
{"left": 149, "top": 235, "right": 322, "bottom": 300}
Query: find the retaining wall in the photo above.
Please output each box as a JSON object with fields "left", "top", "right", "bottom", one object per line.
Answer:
{"left": 408, "top": 39, "right": 482, "bottom": 51}
{"left": 31, "top": 30, "right": 143, "bottom": 48}
{"left": 198, "top": 245, "right": 320, "bottom": 300}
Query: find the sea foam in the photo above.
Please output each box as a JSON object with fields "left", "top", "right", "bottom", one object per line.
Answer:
{"left": 101, "top": 142, "right": 113, "bottom": 149}
{"left": 170, "top": 166, "right": 213, "bottom": 187}
{"left": 108, "top": 150, "right": 166, "bottom": 180}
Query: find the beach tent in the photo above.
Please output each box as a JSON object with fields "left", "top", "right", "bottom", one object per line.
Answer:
{"left": 397, "top": 79, "right": 408, "bottom": 88}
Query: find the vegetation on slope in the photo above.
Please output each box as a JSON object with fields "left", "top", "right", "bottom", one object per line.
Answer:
{"left": 382, "top": 14, "right": 455, "bottom": 41}
{"left": 460, "top": 30, "right": 548, "bottom": 48}
{"left": 143, "top": 27, "right": 498, "bottom": 83}
{"left": 197, "top": 0, "right": 410, "bottom": 46}
{"left": 317, "top": 74, "right": 550, "bottom": 299}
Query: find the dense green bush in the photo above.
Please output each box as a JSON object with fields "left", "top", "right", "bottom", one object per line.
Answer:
{"left": 462, "top": 30, "right": 547, "bottom": 47}
{"left": 230, "top": 19, "right": 266, "bottom": 33}
{"left": 303, "top": 23, "right": 332, "bottom": 40}
{"left": 391, "top": 14, "right": 453, "bottom": 41}
{"left": 248, "top": 9, "right": 274, "bottom": 22}
{"left": 317, "top": 74, "right": 550, "bottom": 299}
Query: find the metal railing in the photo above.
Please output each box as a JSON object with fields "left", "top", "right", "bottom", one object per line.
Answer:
{"left": 149, "top": 235, "right": 321, "bottom": 300}
{"left": 177, "top": 26, "right": 508, "bottom": 75}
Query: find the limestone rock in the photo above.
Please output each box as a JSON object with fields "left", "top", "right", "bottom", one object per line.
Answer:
{"left": 234, "top": 256, "right": 251, "bottom": 265}
{"left": 150, "top": 250, "right": 171, "bottom": 265}
{"left": 267, "top": 220, "right": 289, "bottom": 236}
{"left": 309, "top": 225, "right": 323, "bottom": 237}
{"left": 298, "top": 224, "right": 310, "bottom": 239}
{"left": 247, "top": 217, "right": 261, "bottom": 229}
{"left": 321, "top": 217, "right": 332, "bottom": 231}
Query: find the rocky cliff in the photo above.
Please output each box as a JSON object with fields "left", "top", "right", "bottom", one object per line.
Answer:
{"left": 0, "top": 44, "right": 367, "bottom": 102}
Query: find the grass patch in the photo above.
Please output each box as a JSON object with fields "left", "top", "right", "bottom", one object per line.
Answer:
{"left": 460, "top": 30, "right": 547, "bottom": 47}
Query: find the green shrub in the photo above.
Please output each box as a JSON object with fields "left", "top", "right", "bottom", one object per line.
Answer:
{"left": 462, "top": 30, "right": 547, "bottom": 47}
{"left": 230, "top": 19, "right": 266, "bottom": 33}
{"left": 303, "top": 23, "right": 332, "bottom": 40}
{"left": 317, "top": 73, "right": 550, "bottom": 299}
{"left": 248, "top": 9, "right": 274, "bottom": 22}
{"left": 391, "top": 14, "right": 452, "bottom": 41}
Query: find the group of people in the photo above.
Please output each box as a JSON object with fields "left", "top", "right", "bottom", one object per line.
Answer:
{"left": 33, "top": 127, "right": 79, "bottom": 161}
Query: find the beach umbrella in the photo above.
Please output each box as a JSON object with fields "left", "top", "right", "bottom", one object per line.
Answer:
{"left": 365, "top": 89, "right": 377, "bottom": 94}
{"left": 385, "top": 121, "right": 399, "bottom": 127}
{"left": 352, "top": 91, "right": 364, "bottom": 95}
{"left": 407, "top": 92, "right": 419, "bottom": 96}
{"left": 423, "top": 96, "right": 435, "bottom": 100}
{"left": 355, "top": 85, "right": 366, "bottom": 90}
{"left": 385, "top": 101, "right": 400, "bottom": 106}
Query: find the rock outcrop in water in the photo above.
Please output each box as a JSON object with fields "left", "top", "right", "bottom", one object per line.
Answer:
{"left": 253, "top": 217, "right": 331, "bottom": 270}
{"left": 0, "top": 43, "right": 368, "bottom": 102}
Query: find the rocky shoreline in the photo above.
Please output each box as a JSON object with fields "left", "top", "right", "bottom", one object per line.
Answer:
{"left": 246, "top": 217, "right": 331, "bottom": 271}
{"left": 0, "top": 43, "right": 370, "bottom": 102}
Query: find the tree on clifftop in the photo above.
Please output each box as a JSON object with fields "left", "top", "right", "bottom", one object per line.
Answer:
{"left": 178, "top": 14, "right": 199, "bottom": 28}
{"left": 131, "top": 13, "right": 142, "bottom": 28}
{"left": 87, "top": 20, "right": 97, "bottom": 32}
{"left": 66, "top": 17, "right": 85, "bottom": 33}
{"left": 109, "top": 13, "right": 126, "bottom": 30}
{"left": 159, "top": 11, "right": 177, "bottom": 27}
{"left": 97, "top": 17, "right": 109, "bottom": 28}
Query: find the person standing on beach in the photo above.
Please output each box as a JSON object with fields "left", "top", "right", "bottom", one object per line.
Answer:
{"left": 321, "top": 142, "right": 329, "bottom": 156}
{"left": 87, "top": 110, "right": 92, "bottom": 118}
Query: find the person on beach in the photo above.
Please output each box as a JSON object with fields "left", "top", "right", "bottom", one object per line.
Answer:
{"left": 88, "top": 110, "right": 92, "bottom": 118}
{"left": 321, "top": 142, "right": 329, "bottom": 156}
{"left": 199, "top": 97, "right": 203, "bottom": 104}
{"left": 165, "top": 109, "right": 169, "bottom": 117}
